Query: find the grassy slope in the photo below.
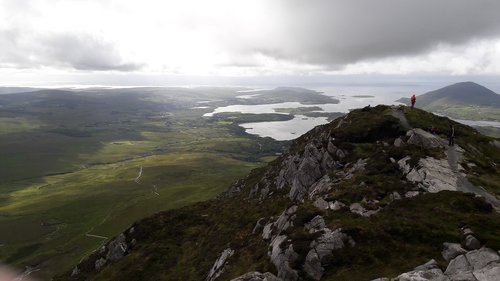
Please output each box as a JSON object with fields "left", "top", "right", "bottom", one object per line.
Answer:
{"left": 476, "top": 126, "right": 500, "bottom": 138}
{"left": 403, "top": 107, "right": 500, "bottom": 197}
{"left": 0, "top": 88, "right": 292, "bottom": 279}
{"left": 55, "top": 106, "right": 500, "bottom": 281}
{"left": 425, "top": 104, "right": 500, "bottom": 122}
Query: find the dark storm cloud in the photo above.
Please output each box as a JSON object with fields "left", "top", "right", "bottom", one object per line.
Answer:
{"left": 252, "top": 0, "right": 500, "bottom": 66}
{"left": 0, "top": 29, "right": 141, "bottom": 71}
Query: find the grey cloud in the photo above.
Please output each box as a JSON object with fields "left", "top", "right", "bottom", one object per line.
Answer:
{"left": 0, "top": 29, "right": 142, "bottom": 71}
{"left": 40, "top": 33, "right": 142, "bottom": 71}
{"left": 240, "top": 0, "right": 500, "bottom": 67}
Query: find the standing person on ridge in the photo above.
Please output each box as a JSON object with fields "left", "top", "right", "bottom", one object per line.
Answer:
{"left": 410, "top": 94, "right": 416, "bottom": 108}
{"left": 448, "top": 124, "right": 455, "bottom": 146}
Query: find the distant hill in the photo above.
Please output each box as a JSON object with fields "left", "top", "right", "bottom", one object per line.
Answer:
{"left": 397, "top": 82, "right": 500, "bottom": 121}
{"left": 0, "top": 87, "right": 40, "bottom": 95}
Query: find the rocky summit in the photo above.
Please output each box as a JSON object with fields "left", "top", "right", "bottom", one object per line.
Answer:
{"left": 56, "top": 105, "right": 500, "bottom": 281}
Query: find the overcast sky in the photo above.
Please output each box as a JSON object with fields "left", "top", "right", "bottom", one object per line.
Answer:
{"left": 1, "top": 0, "right": 500, "bottom": 86}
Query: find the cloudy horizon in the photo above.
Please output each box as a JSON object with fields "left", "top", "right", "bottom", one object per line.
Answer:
{"left": 1, "top": 0, "right": 500, "bottom": 87}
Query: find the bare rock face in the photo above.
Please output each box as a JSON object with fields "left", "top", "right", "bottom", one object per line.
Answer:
{"left": 304, "top": 215, "right": 326, "bottom": 233}
{"left": 230, "top": 271, "right": 282, "bottom": 281}
{"left": 308, "top": 176, "right": 332, "bottom": 199}
{"left": 398, "top": 156, "right": 458, "bottom": 193}
{"left": 465, "top": 248, "right": 500, "bottom": 271}
{"left": 394, "top": 137, "right": 404, "bottom": 147}
{"left": 313, "top": 197, "right": 330, "bottom": 210}
{"left": 392, "top": 268, "right": 450, "bottom": 281}
{"left": 406, "top": 128, "right": 446, "bottom": 149}
{"left": 392, "top": 259, "right": 449, "bottom": 281}
{"left": 255, "top": 135, "right": 346, "bottom": 202}
{"left": 465, "top": 235, "right": 482, "bottom": 251}
{"left": 444, "top": 248, "right": 500, "bottom": 281}
{"left": 442, "top": 242, "right": 467, "bottom": 262}
{"left": 303, "top": 228, "right": 355, "bottom": 280}
{"left": 330, "top": 200, "right": 346, "bottom": 211}
{"left": 269, "top": 235, "right": 299, "bottom": 281}
{"left": 350, "top": 202, "right": 380, "bottom": 217}
{"left": 106, "top": 233, "right": 128, "bottom": 262}
{"left": 71, "top": 266, "right": 80, "bottom": 277}
{"left": 405, "top": 191, "right": 420, "bottom": 198}
{"left": 206, "top": 248, "right": 235, "bottom": 281}
{"left": 444, "top": 254, "right": 472, "bottom": 278}
{"left": 473, "top": 262, "right": 500, "bottom": 281}
{"left": 413, "top": 259, "right": 439, "bottom": 271}
{"left": 390, "top": 191, "right": 402, "bottom": 201}
{"left": 287, "top": 143, "right": 326, "bottom": 201}
{"left": 252, "top": 218, "right": 266, "bottom": 234}
{"left": 262, "top": 206, "right": 298, "bottom": 241}
{"left": 95, "top": 258, "right": 107, "bottom": 271}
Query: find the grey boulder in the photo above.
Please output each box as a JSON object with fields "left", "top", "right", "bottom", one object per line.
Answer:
{"left": 442, "top": 243, "right": 467, "bottom": 262}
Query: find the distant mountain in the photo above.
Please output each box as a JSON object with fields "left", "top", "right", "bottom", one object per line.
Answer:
{"left": 0, "top": 87, "right": 40, "bottom": 95}
{"left": 397, "top": 82, "right": 500, "bottom": 121}
{"left": 397, "top": 82, "right": 500, "bottom": 108}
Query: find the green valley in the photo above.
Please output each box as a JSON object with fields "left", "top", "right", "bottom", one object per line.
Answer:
{"left": 0, "top": 87, "right": 335, "bottom": 279}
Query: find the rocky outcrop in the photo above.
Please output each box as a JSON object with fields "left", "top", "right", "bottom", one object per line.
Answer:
{"left": 398, "top": 156, "right": 458, "bottom": 193}
{"left": 303, "top": 227, "right": 355, "bottom": 280}
{"left": 313, "top": 197, "right": 330, "bottom": 210}
{"left": 95, "top": 258, "right": 107, "bottom": 271}
{"left": 262, "top": 211, "right": 355, "bottom": 281}
{"left": 230, "top": 271, "right": 282, "bottom": 281}
{"left": 394, "top": 137, "right": 404, "bottom": 147}
{"left": 305, "top": 215, "right": 326, "bottom": 233}
{"left": 330, "top": 200, "right": 346, "bottom": 211}
{"left": 303, "top": 216, "right": 355, "bottom": 280}
{"left": 252, "top": 217, "right": 266, "bottom": 234}
{"left": 465, "top": 248, "right": 499, "bottom": 271}
{"left": 406, "top": 128, "right": 446, "bottom": 149}
{"left": 349, "top": 202, "right": 380, "bottom": 217}
{"left": 285, "top": 143, "right": 336, "bottom": 201}
{"left": 308, "top": 176, "right": 333, "bottom": 199}
{"left": 442, "top": 243, "right": 467, "bottom": 262}
{"left": 465, "top": 235, "right": 482, "bottom": 251}
{"left": 249, "top": 133, "right": 355, "bottom": 202}
{"left": 393, "top": 266, "right": 449, "bottom": 281}
{"left": 269, "top": 235, "right": 300, "bottom": 281}
{"left": 206, "top": 248, "right": 235, "bottom": 281}
{"left": 106, "top": 233, "right": 128, "bottom": 262}
{"left": 393, "top": 259, "right": 454, "bottom": 280}
{"left": 71, "top": 266, "right": 80, "bottom": 277}
{"left": 443, "top": 247, "right": 500, "bottom": 281}
{"left": 377, "top": 232, "right": 500, "bottom": 281}
{"left": 262, "top": 206, "right": 298, "bottom": 241}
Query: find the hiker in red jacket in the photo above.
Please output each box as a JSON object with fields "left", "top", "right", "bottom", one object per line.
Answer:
{"left": 410, "top": 94, "right": 416, "bottom": 108}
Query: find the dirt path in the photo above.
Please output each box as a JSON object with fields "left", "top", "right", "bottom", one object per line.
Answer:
{"left": 447, "top": 146, "right": 500, "bottom": 212}
{"left": 134, "top": 166, "right": 143, "bottom": 184}
{"left": 391, "top": 106, "right": 411, "bottom": 130}
{"left": 85, "top": 233, "right": 108, "bottom": 239}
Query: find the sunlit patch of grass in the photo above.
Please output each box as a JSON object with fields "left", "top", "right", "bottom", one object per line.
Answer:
{"left": 0, "top": 117, "right": 43, "bottom": 134}
{"left": 0, "top": 152, "right": 264, "bottom": 278}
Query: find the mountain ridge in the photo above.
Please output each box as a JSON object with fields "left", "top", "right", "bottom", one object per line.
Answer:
{"left": 396, "top": 82, "right": 500, "bottom": 123}
{"left": 397, "top": 82, "right": 500, "bottom": 108}
{"left": 55, "top": 105, "right": 500, "bottom": 281}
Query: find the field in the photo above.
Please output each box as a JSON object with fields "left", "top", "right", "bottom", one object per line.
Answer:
{"left": 0, "top": 87, "right": 331, "bottom": 279}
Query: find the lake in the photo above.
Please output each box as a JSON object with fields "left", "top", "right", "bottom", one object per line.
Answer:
{"left": 204, "top": 86, "right": 498, "bottom": 140}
